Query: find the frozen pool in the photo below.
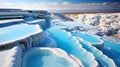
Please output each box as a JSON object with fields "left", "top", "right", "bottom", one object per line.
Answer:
{"left": 0, "top": 23, "right": 42, "bottom": 44}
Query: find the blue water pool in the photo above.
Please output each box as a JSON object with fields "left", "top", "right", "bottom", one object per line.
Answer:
{"left": 47, "top": 27, "right": 98, "bottom": 67}
{"left": 97, "top": 40, "right": 120, "bottom": 67}
{"left": 0, "top": 24, "right": 42, "bottom": 44}
{"left": 71, "top": 32, "right": 103, "bottom": 45}
{"left": 103, "top": 41, "right": 120, "bottom": 54}
{"left": 23, "top": 48, "right": 79, "bottom": 67}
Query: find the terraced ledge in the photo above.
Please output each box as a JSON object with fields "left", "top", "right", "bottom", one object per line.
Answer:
{"left": 75, "top": 37, "right": 116, "bottom": 67}
{"left": 0, "top": 19, "right": 24, "bottom": 28}
{"left": 47, "top": 27, "right": 98, "bottom": 67}
{"left": 0, "top": 24, "right": 42, "bottom": 50}
{"left": 0, "top": 24, "right": 52, "bottom": 67}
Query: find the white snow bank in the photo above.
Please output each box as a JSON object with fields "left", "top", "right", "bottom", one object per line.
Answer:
{"left": 51, "top": 13, "right": 73, "bottom": 22}
{"left": 3, "top": 45, "right": 23, "bottom": 67}
{"left": 51, "top": 21, "right": 98, "bottom": 35}
{"left": 65, "top": 13, "right": 120, "bottom": 35}
{"left": 53, "top": 21, "right": 96, "bottom": 29}
{"left": 23, "top": 47, "right": 84, "bottom": 67}
{"left": 0, "top": 19, "right": 24, "bottom": 24}
{"left": 0, "top": 49, "right": 11, "bottom": 67}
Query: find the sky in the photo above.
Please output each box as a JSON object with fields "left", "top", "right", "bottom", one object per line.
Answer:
{"left": 0, "top": 0, "right": 120, "bottom": 12}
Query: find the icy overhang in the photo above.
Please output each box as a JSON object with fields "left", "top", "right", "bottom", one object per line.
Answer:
{"left": 0, "top": 23, "right": 42, "bottom": 45}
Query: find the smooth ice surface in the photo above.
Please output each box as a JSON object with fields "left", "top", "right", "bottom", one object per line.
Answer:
{"left": 0, "top": 23, "right": 42, "bottom": 44}
{"left": 47, "top": 27, "right": 98, "bottom": 67}
{"left": 23, "top": 47, "right": 84, "bottom": 67}
{"left": 72, "top": 32, "right": 103, "bottom": 45}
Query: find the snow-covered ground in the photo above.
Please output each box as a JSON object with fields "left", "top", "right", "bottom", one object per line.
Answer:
{"left": 65, "top": 13, "right": 120, "bottom": 37}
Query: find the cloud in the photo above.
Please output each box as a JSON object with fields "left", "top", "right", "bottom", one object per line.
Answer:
{"left": 0, "top": 1, "right": 119, "bottom": 11}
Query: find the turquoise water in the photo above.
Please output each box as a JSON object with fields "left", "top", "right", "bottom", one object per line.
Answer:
{"left": 47, "top": 27, "right": 98, "bottom": 67}
{"left": 100, "top": 41, "right": 120, "bottom": 67}
{"left": 23, "top": 27, "right": 119, "bottom": 67}
{"left": 0, "top": 24, "right": 41, "bottom": 44}
{"left": 104, "top": 41, "right": 120, "bottom": 54}
{"left": 72, "top": 32, "right": 102, "bottom": 44}
{"left": 23, "top": 48, "right": 73, "bottom": 67}
{"left": 22, "top": 25, "right": 119, "bottom": 67}
{"left": 79, "top": 40, "right": 116, "bottom": 67}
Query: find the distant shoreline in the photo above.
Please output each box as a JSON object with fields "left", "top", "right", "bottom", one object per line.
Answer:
{"left": 63, "top": 12, "right": 120, "bottom": 14}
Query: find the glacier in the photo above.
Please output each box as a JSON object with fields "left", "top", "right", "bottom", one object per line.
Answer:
{"left": 0, "top": 10, "right": 120, "bottom": 67}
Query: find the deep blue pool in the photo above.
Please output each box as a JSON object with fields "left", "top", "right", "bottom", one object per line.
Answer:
{"left": 71, "top": 32, "right": 103, "bottom": 45}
